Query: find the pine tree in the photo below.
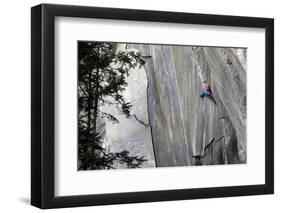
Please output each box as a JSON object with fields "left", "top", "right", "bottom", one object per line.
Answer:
{"left": 78, "top": 42, "right": 147, "bottom": 170}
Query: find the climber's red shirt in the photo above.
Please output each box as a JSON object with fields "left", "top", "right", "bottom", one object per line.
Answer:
{"left": 206, "top": 85, "right": 213, "bottom": 94}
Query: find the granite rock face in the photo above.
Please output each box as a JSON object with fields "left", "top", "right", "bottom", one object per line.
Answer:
{"left": 101, "top": 45, "right": 156, "bottom": 168}
{"left": 103, "top": 44, "right": 246, "bottom": 168}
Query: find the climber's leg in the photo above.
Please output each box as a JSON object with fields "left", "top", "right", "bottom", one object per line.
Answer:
{"left": 209, "top": 94, "right": 217, "bottom": 105}
{"left": 200, "top": 92, "right": 206, "bottom": 98}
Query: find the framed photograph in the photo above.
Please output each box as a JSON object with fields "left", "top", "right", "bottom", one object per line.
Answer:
{"left": 31, "top": 4, "right": 274, "bottom": 209}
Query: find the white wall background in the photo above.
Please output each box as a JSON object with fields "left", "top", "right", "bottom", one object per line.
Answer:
{"left": 0, "top": 0, "right": 279, "bottom": 212}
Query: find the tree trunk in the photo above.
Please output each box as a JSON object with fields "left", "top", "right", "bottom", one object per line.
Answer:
{"left": 87, "top": 69, "right": 94, "bottom": 169}
{"left": 92, "top": 68, "right": 99, "bottom": 138}
{"left": 92, "top": 47, "right": 100, "bottom": 138}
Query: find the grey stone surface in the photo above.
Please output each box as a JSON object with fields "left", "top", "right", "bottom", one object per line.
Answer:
{"left": 101, "top": 48, "right": 156, "bottom": 168}
{"left": 127, "top": 44, "right": 246, "bottom": 166}
{"left": 102, "top": 44, "right": 246, "bottom": 168}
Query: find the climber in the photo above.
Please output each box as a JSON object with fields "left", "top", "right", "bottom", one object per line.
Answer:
{"left": 200, "top": 80, "right": 217, "bottom": 104}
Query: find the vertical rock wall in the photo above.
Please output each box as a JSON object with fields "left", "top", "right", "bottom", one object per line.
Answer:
{"left": 127, "top": 44, "right": 246, "bottom": 166}
{"left": 102, "top": 44, "right": 156, "bottom": 168}
{"left": 102, "top": 43, "right": 246, "bottom": 168}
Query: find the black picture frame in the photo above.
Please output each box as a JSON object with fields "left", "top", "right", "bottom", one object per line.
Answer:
{"left": 31, "top": 3, "right": 274, "bottom": 209}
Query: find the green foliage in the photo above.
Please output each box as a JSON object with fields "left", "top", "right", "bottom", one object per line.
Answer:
{"left": 78, "top": 133, "right": 147, "bottom": 170}
{"left": 78, "top": 42, "right": 147, "bottom": 170}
